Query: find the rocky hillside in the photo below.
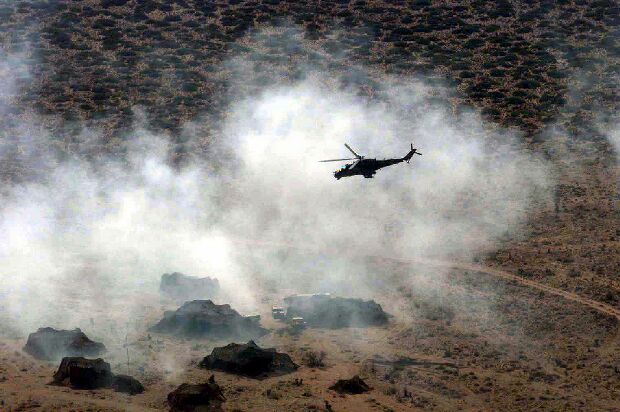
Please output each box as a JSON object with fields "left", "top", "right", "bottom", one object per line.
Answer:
{"left": 0, "top": 0, "right": 619, "bottom": 147}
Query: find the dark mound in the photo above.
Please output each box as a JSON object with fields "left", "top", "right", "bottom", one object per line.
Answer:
{"left": 284, "top": 294, "right": 389, "bottom": 328}
{"left": 160, "top": 272, "right": 220, "bottom": 301}
{"left": 52, "top": 357, "right": 113, "bottom": 389}
{"left": 168, "top": 378, "right": 225, "bottom": 412}
{"left": 149, "top": 300, "right": 267, "bottom": 339}
{"left": 23, "top": 327, "right": 106, "bottom": 360}
{"left": 329, "top": 375, "right": 372, "bottom": 394}
{"left": 199, "top": 340, "right": 298, "bottom": 377}
{"left": 52, "top": 357, "right": 144, "bottom": 394}
{"left": 111, "top": 374, "right": 145, "bottom": 395}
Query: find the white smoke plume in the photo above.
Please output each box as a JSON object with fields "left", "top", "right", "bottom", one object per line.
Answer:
{"left": 0, "top": 47, "right": 551, "bottom": 336}
{"left": 609, "top": 127, "right": 620, "bottom": 161}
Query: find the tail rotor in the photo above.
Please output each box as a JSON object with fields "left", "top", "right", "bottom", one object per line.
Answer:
{"left": 404, "top": 143, "right": 422, "bottom": 163}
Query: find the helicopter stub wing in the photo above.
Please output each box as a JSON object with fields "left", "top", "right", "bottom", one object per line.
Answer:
{"left": 348, "top": 159, "right": 361, "bottom": 169}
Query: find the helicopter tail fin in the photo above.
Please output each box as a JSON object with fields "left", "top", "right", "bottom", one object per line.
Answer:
{"left": 403, "top": 143, "right": 422, "bottom": 163}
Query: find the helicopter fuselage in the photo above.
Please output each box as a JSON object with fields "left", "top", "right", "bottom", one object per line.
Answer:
{"left": 322, "top": 143, "right": 420, "bottom": 180}
{"left": 334, "top": 158, "right": 403, "bottom": 179}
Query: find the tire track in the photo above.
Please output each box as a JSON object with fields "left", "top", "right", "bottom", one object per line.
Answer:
{"left": 413, "top": 258, "right": 620, "bottom": 321}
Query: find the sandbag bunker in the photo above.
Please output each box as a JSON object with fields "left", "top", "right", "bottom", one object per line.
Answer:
{"left": 18, "top": 272, "right": 389, "bottom": 408}
{"left": 199, "top": 340, "right": 298, "bottom": 378}
{"left": 24, "top": 327, "right": 106, "bottom": 361}
{"left": 52, "top": 357, "right": 144, "bottom": 395}
{"left": 149, "top": 299, "right": 267, "bottom": 339}
{"left": 274, "top": 293, "right": 390, "bottom": 329}
{"left": 149, "top": 294, "right": 390, "bottom": 339}
{"left": 168, "top": 376, "right": 225, "bottom": 412}
{"left": 160, "top": 272, "right": 220, "bottom": 302}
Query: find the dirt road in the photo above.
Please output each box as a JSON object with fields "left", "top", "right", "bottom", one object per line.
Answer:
{"left": 412, "top": 258, "right": 620, "bottom": 321}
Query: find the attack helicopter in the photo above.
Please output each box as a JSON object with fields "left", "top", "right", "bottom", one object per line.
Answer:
{"left": 319, "top": 143, "right": 421, "bottom": 179}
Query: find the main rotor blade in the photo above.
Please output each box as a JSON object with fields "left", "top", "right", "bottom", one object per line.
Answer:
{"left": 318, "top": 158, "right": 356, "bottom": 162}
{"left": 344, "top": 143, "right": 361, "bottom": 158}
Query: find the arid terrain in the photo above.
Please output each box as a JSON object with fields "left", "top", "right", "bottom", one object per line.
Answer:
{"left": 1, "top": 255, "right": 620, "bottom": 411}
{"left": 1, "top": 0, "right": 620, "bottom": 411}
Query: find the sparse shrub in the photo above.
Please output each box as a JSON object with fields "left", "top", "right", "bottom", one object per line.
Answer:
{"left": 484, "top": 24, "right": 501, "bottom": 33}
{"left": 506, "top": 96, "right": 525, "bottom": 105}
{"left": 517, "top": 79, "right": 540, "bottom": 89}
{"left": 464, "top": 38, "right": 485, "bottom": 49}
{"left": 482, "top": 108, "right": 500, "bottom": 118}
{"left": 517, "top": 268, "right": 534, "bottom": 278}
{"left": 420, "top": 303, "right": 455, "bottom": 322}
{"left": 302, "top": 350, "right": 326, "bottom": 368}
{"left": 384, "top": 385, "right": 398, "bottom": 396}
{"left": 263, "top": 388, "right": 281, "bottom": 400}
{"left": 452, "top": 62, "right": 469, "bottom": 70}
{"left": 603, "top": 291, "right": 616, "bottom": 303}
{"left": 454, "top": 24, "right": 480, "bottom": 36}
{"left": 101, "top": 0, "right": 129, "bottom": 7}
{"left": 182, "top": 82, "right": 199, "bottom": 93}
{"left": 93, "top": 18, "right": 116, "bottom": 29}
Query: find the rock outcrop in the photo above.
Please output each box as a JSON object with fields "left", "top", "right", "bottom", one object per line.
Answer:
{"left": 149, "top": 300, "right": 267, "bottom": 339}
{"left": 160, "top": 272, "right": 220, "bottom": 301}
{"left": 199, "top": 340, "right": 298, "bottom": 377}
{"left": 24, "top": 327, "right": 106, "bottom": 360}
{"left": 284, "top": 294, "right": 389, "bottom": 328}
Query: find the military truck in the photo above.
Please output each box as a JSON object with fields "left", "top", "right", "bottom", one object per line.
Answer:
{"left": 271, "top": 306, "right": 286, "bottom": 320}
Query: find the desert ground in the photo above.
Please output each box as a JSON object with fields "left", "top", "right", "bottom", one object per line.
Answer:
{"left": 1, "top": 0, "right": 620, "bottom": 411}
{"left": 1, "top": 250, "right": 619, "bottom": 411}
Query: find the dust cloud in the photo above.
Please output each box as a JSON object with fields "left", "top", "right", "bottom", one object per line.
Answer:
{"left": 0, "top": 45, "right": 551, "bottom": 337}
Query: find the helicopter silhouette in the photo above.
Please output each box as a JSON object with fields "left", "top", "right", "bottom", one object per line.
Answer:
{"left": 320, "top": 143, "right": 421, "bottom": 179}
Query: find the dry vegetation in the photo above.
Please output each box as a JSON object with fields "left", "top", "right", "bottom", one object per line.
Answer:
{"left": 0, "top": 0, "right": 619, "bottom": 145}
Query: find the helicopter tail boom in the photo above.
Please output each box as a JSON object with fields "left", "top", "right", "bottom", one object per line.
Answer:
{"left": 403, "top": 143, "right": 422, "bottom": 163}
